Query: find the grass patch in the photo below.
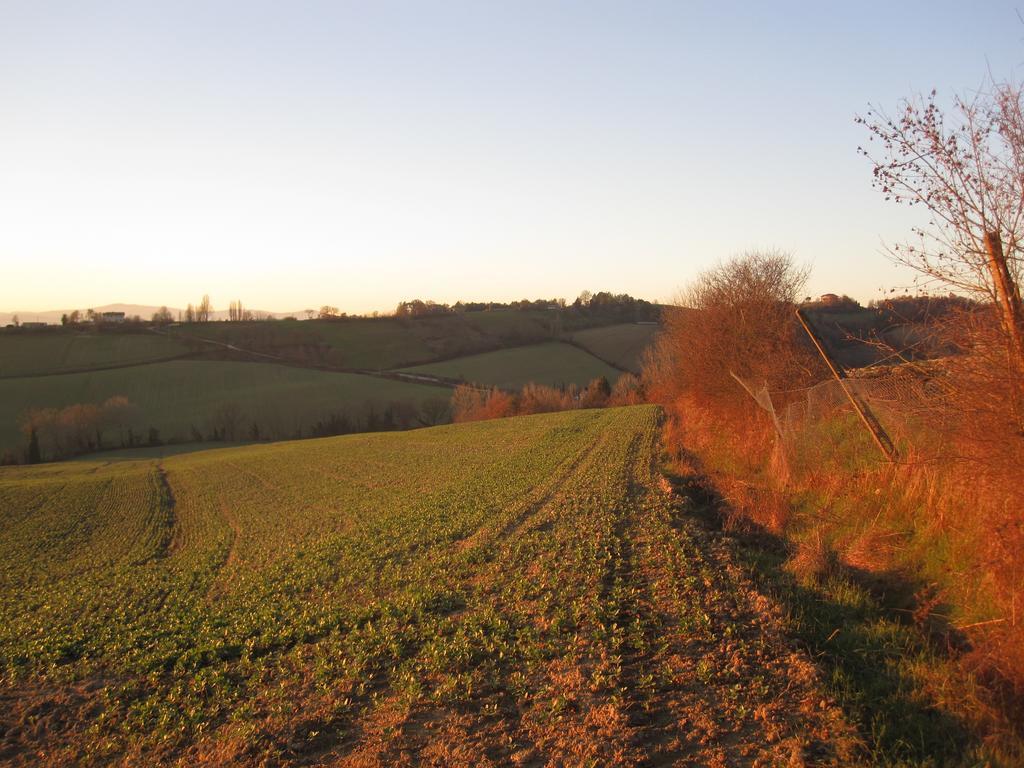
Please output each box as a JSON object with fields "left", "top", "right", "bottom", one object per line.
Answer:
{"left": 174, "top": 310, "right": 576, "bottom": 370}
{"left": 0, "top": 331, "right": 188, "bottom": 377}
{"left": 401, "top": 341, "right": 622, "bottom": 389}
{"left": 568, "top": 323, "right": 659, "bottom": 372}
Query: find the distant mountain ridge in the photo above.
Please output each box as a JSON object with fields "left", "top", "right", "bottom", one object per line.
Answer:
{"left": 1, "top": 304, "right": 298, "bottom": 325}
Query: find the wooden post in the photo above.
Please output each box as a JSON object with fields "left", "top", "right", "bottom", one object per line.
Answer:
{"left": 985, "top": 231, "right": 1024, "bottom": 374}
{"left": 795, "top": 308, "right": 897, "bottom": 461}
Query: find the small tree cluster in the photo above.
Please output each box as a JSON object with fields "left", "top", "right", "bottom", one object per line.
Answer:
{"left": 19, "top": 396, "right": 139, "bottom": 461}
{"left": 451, "top": 374, "right": 643, "bottom": 423}
{"left": 151, "top": 306, "right": 174, "bottom": 324}
{"left": 228, "top": 300, "right": 254, "bottom": 322}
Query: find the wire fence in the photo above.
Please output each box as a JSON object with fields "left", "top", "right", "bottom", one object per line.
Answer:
{"left": 734, "top": 365, "right": 946, "bottom": 472}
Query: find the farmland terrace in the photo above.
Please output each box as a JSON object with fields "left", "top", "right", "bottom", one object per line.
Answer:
{"left": 0, "top": 315, "right": 659, "bottom": 458}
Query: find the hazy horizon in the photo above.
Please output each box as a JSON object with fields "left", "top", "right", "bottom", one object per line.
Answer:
{"left": 3, "top": 1, "right": 1023, "bottom": 314}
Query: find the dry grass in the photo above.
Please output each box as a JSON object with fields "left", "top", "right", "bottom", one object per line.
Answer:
{"left": 784, "top": 532, "right": 838, "bottom": 585}
{"left": 658, "top": 398, "right": 1024, "bottom": 754}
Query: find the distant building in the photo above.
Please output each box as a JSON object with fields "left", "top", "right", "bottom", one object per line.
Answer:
{"left": 21, "top": 321, "right": 48, "bottom": 329}
{"left": 818, "top": 293, "right": 841, "bottom": 306}
{"left": 100, "top": 311, "right": 126, "bottom": 323}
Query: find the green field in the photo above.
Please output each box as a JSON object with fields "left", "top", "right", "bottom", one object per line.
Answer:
{"left": 0, "top": 406, "right": 857, "bottom": 765}
{"left": 0, "top": 317, "right": 639, "bottom": 459}
{"left": 0, "top": 332, "right": 188, "bottom": 378}
{"left": 0, "top": 360, "right": 448, "bottom": 455}
{"left": 568, "top": 323, "right": 659, "bottom": 372}
{"left": 173, "top": 310, "right": 572, "bottom": 370}
{"left": 400, "top": 341, "right": 622, "bottom": 389}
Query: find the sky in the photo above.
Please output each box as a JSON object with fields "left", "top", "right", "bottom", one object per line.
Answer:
{"left": 2, "top": 1, "right": 1023, "bottom": 315}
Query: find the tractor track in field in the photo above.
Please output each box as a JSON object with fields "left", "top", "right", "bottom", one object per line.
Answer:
{"left": 204, "top": 492, "right": 242, "bottom": 602}
{"left": 154, "top": 463, "right": 178, "bottom": 559}
{"left": 316, "top": 426, "right": 859, "bottom": 767}
{"left": 455, "top": 431, "right": 606, "bottom": 556}
{"left": 302, "top": 435, "right": 609, "bottom": 767}
{"left": 596, "top": 434, "right": 695, "bottom": 765}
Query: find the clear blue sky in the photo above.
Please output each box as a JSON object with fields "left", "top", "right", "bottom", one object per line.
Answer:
{"left": 1, "top": 1, "right": 1022, "bottom": 314}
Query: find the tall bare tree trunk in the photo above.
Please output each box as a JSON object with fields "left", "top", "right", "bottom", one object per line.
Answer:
{"left": 985, "top": 231, "right": 1024, "bottom": 427}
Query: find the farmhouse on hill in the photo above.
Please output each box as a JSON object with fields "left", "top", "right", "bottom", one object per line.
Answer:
{"left": 100, "top": 311, "right": 126, "bottom": 323}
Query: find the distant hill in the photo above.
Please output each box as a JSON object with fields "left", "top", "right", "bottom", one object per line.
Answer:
{"left": 0, "top": 307, "right": 662, "bottom": 458}
{"left": 0, "top": 304, "right": 296, "bottom": 326}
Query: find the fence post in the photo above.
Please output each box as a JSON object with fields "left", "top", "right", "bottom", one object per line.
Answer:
{"left": 985, "top": 231, "right": 1024, "bottom": 371}
{"left": 795, "top": 308, "right": 896, "bottom": 461}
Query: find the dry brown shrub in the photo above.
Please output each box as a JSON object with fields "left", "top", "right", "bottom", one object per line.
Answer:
{"left": 518, "top": 383, "right": 571, "bottom": 414}
{"left": 609, "top": 372, "right": 644, "bottom": 405}
{"left": 450, "top": 385, "right": 486, "bottom": 423}
{"left": 481, "top": 389, "right": 516, "bottom": 420}
{"left": 784, "top": 530, "right": 838, "bottom": 585}
{"left": 645, "top": 251, "right": 825, "bottom": 416}
{"left": 839, "top": 525, "right": 902, "bottom": 575}
{"left": 451, "top": 386, "right": 517, "bottom": 422}
{"left": 716, "top": 477, "right": 791, "bottom": 535}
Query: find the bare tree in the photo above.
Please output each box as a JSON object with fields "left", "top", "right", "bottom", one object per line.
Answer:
{"left": 858, "top": 83, "right": 1024, "bottom": 376}
{"left": 197, "top": 295, "right": 213, "bottom": 323}
{"left": 228, "top": 300, "right": 251, "bottom": 322}
{"left": 417, "top": 397, "right": 450, "bottom": 426}
{"left": 101, "top": 396, "right": 138, "bottom": 446}
{"left": 209, "top": 401, "right": 244, "bottom": 441}
{"left": 151, "top": 306, "right": 173, "bottom": 325}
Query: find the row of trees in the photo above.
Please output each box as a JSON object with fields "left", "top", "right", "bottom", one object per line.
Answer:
{"left": 7, "top": 394, "right": 455, "bottom": 465}
{"left": 17, "top": 396, "right": 140, "bottom": 462}
{"left": 451, "top": 374, "right": 644, "bottom": 423}
{"left": 393, "top": 292, "right": 660, "bottom": 322}
{"left": 61, "top": 309, "right": 144, "bottom": 325}
{"left": 40, "top": 291, "right": 660, "bottom": 330}
{"left": 183, "top": 295, "right": 214, "bottom": 323}
{"left": 227, "top": 300, "right": 254, "bottom": 322}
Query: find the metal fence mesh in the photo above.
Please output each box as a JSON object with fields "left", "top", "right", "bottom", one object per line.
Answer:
{"left": 734, "top": 366, "right": 945, "bottom": 469}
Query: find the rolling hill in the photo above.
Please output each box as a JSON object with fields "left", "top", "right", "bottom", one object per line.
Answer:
{"left": 0, "top": 310, "right": 660, "bottom": 461}
{"left": 568, "top": 322, "right": 659, "bottom": 373}
{"left": 400, "top": 341, "right": 623, "bottom": 389}
{"left": 0, "top": 331, "right": 190, "bottom": 378}
{"left": 0, "top": 304, "right": 296, "bottom": 326}
{"left": 0, "top": 361, "right": 450, "bottom": 457}
{"left": 169, "top": 310, "right": 576, "bottom": 370}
